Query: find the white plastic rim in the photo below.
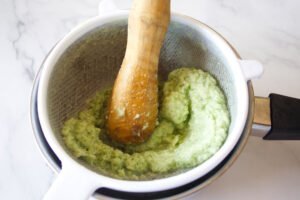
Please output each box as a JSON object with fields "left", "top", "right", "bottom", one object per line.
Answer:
{"left": 37, "top": 11, "right": 261, "bottom": 196}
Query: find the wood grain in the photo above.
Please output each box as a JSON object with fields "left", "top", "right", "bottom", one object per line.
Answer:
{"left": 107, "top": 0, "right": 170, "bottom": 144}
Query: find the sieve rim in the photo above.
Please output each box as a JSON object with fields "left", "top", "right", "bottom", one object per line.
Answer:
{"left": 37, "top": 11, "right": 249, "bottom": 193}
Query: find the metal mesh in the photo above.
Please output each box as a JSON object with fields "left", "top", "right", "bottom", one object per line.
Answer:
{"left": 47, "top": 18, "right": 236, "bottom": 147}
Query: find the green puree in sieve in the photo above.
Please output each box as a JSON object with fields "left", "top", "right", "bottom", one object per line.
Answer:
{"left": 62, "top": 68, "right": 230, "bottom": 180}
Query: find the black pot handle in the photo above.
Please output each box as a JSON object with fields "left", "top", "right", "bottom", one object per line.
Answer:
{"left": 263, "top": 94, "right": 300, "bottom": 140}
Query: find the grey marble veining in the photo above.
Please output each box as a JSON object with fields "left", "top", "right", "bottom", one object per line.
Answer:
{"left": 1, "top": 0, "right": 300, "bottom": 199}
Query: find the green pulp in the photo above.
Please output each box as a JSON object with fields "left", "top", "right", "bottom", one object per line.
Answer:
{"left": 62, "top": 68, "right": 230, "bottom": 180}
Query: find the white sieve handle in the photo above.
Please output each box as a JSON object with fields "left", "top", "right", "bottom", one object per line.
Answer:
{"left": 239, "top": 60, "right": 264, "bottom": 81}
{"left": 43, "top": 163, "right": 100, "bottom": 200}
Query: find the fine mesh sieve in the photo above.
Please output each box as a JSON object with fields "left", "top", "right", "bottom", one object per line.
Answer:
{"left": 37, "top": 12, "right": 255, "bottom": 198}
{"left": 47, "top": 18, "right": 237, "bottom": 154}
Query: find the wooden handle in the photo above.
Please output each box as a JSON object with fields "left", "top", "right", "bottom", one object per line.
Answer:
{"left": 126, "top": 0, "right": 171, "bottom": 64}
{"left": 107, "top": 0, "right": 170, "bottom": 144}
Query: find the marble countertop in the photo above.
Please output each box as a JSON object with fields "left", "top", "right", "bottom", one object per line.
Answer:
{"left": 1, "top": 0, "right": 300, "bottom": 199}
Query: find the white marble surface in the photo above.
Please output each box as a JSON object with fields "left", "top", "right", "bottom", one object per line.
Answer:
{"left": 1, "top": 0, "right": 300, "bottom": 199}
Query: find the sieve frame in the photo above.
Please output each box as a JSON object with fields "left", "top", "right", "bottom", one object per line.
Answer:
{"left": 36, "top": 11, "right": 262, "bottom": 199}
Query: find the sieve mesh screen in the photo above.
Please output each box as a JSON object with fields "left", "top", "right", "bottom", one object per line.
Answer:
{"left": 47, "top": 18, "right": 236, "bottom": 151}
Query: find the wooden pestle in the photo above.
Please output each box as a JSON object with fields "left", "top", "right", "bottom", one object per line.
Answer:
{"left": 107, "top": 0, "right": 170, "bottom": 144}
